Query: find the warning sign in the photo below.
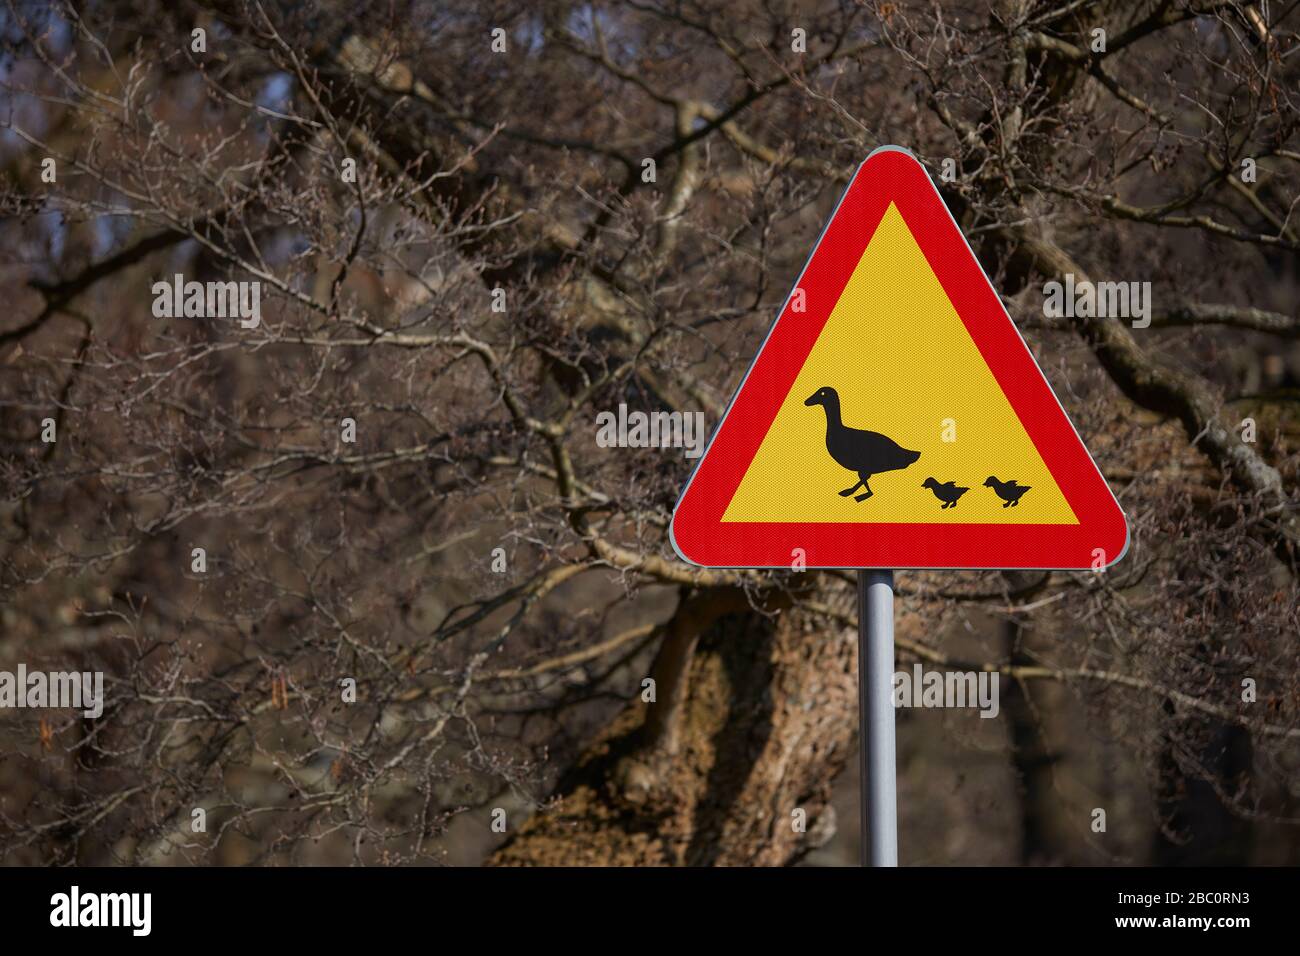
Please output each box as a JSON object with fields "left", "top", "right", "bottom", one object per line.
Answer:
{"left": 671, "top": 146, "right": 1128, "bottom": 570}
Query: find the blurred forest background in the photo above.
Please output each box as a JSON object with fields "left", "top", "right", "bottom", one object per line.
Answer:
{"left": 0, "top": 0, "right": 1297, "bottom": 866}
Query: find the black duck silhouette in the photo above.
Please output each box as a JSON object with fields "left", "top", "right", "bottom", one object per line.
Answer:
{"left": 922, "top": 477, "right": 969, "bottom": 509}
{"left": 984, "top": 476, "right": 1030, "bottom": 507}
{"left": 805, "top": 386, "right": 920, "bottom": 501}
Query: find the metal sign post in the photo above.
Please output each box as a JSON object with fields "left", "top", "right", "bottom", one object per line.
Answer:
{"left": 858, "top": 570, "right": 898, "bottom": 867}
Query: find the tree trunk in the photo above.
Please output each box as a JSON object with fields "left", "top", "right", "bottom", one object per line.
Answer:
{"left": 1001, "top": 617, "right": 1067, "bottom": 864}
{"left": 488, "top": 584, "right": 856, "bottom": 866}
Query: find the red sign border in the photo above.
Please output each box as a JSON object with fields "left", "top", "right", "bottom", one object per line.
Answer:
{"left": 670, "top": 146, "right": 1129, "bottom": 570}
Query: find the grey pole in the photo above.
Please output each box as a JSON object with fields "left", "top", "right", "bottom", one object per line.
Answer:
{"left": 858, "top": 569, "right": 898, "bottom": 867}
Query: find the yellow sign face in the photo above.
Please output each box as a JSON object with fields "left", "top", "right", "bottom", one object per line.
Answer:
{"left": 722, "top": 203, "right": 1078, "bottom": 525}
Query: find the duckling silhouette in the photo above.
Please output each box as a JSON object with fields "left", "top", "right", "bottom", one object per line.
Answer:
{"left": 984, "top": 476, "right": 1031, "bottom": 507}
{"left": 805, "top": 386, "right": 920, "bottom": 501}
{"left": 922, "top": 477, "right": 969, "bottom": 509}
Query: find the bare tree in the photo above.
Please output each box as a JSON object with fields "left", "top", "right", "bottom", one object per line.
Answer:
{"left": 0, "top": 0, "right": 1296, "bottom": 866}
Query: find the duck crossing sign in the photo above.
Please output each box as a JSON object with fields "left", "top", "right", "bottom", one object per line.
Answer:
{"left": 671, "top": 146, "right": 1128, "bottom": 571}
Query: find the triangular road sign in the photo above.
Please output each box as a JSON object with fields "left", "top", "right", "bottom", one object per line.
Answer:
{"left": 671, "top": 146, "right": 1128, "bottom": 570}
